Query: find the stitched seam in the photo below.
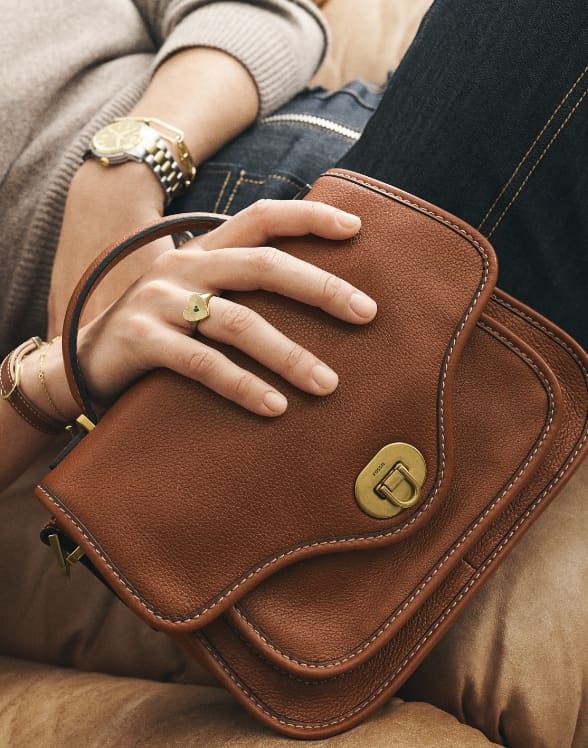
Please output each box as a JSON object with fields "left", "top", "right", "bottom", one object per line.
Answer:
{"left": 1, "top": 366, "right": 58, "bottom": 432}
{"left": 198, "top": 435, "right": 587, "bottom": 731}
{"left": 222, "top": 169, "right": 245, "bottom": 214}
{"left": 478, "top": 66, "right": 587, "bottom": 231}
{"left": 223, "top": 171, "right": 266, "bottom": 214}
{"left": 267, "top": 174, "right": 306, "bottom": 189}
{"left": 212, "top": 169, "right": 232, "bottom": 215}
{"left": 233, "top": 321, "right": 555, "bottom": 669}
{"left": 224, "top": 619, "right": 326, "bottom": 686}
{"left": 37, "top": 172, "right": 491, "bottom": 625}
{"left": 6, "top": 394, "right": 46, "bottom": 431}
{"left": 491, "top": 295, "right": 588, "bottom": 382}
{"left": 487, "top": 84, "right": 588, "bottom": 238}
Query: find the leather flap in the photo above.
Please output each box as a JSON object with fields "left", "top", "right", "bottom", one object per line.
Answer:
{"left": 36, "top": 170, "right": 498, "bottom": 633}
{"left": 224, "top": 308, "right": 562, "bottom": 678}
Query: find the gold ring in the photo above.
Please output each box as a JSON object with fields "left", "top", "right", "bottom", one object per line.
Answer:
{"left": 182, "top": 292, "right": 216, "bottom": 329}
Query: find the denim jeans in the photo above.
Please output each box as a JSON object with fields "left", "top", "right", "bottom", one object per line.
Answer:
{"left": 172, "top": 79, "right": 383, "bottom": 215}
{"left": 338, "top": 0, "right": 588, "bottom": 347}
{"left": 174, "top": 0, "right": 587, "bottom": 347}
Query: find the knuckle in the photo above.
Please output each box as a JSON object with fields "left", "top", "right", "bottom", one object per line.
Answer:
{"left": 138, "top": 279, "right": 170, "bottom": 304}
{"left": 322, "top": 273, "right": 344, "bottom": 302}
{"left": 283, "top": 342, "right": 306, "bottom": 371}
{"left": 152, "top": 248, "right": 182, "bottom": 274}
{"left": 307, "top": 200, "right": 323, "bottom": 220}
{"left": 248, "top": 198, "right": 274, "bottom": 222}
{"left": 233, "top": 373, "right": 253, "bottom": 402}
{"left": 220, "top": 304, "right": 256, "bottom": 336}
{"left": 126, "top": 313, "right": 153, "bottom": 341}
{"left": 186, "top": 347, "right": 216, "bottom": 379}
{"left": 250, "top": 245, "right": 281, "bottom": 274}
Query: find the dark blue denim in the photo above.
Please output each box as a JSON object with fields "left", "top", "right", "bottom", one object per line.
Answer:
{"left": 339, "top": 0, "right": 588, "bottom": 346}
{"left": 172, "top": 79, "right": 383, "bottom": 215}
{"left": 173, "top": 0, "right": 587, "bottom": 346}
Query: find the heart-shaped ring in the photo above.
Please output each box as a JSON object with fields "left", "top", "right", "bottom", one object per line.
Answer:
{"left": 182, "top": 292, "right": 216, "bottom": 329}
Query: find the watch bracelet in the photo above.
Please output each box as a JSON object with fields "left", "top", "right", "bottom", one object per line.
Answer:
{"left": 85, "top": 119, "right": 195, "bottom": 207}
{"left": 144, "top": 133, "right": 186, "bottom": 206}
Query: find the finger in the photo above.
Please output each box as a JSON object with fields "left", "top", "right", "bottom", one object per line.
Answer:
{"left": 192, "top": 297, "right": 339, "bottom": 396}
{"left": 195, "top": 199, "right": 361, "bottom": 251}
{"left": 157, "top": 329, "right": 288, "bottom": 417}
{"left": 179, "top": 245, "right": 377, "bottom": 324}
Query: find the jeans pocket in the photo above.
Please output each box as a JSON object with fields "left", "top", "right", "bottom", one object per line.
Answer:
{"left": 173, "top": 163, "right": 309, "bottom": 215}
{"left": 170, "top": 79, "right": 385, "bottom": 216}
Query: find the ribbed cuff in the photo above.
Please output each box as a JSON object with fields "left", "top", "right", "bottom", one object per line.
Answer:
{"left": 153, "top": 0, "right": 328, "bottom": 117}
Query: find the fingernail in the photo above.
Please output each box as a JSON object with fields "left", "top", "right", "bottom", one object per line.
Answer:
{"left": 336, "top": 211, "right": 361, "bottom": 230}
{"left": 349, "top": 292, "right": 377, "bottom": 319}
{"left": 312, "top": 364, "right": 339, "bottom": 391}
{"left": 263, "top": 391, "right": 287, "bottom": 414}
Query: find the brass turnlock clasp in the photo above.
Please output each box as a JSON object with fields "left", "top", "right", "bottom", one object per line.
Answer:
{"left": 355, "top": 443, "right": 427, "bottom": 519}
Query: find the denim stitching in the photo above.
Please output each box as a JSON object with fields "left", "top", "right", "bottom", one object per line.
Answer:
{"left": 212, "top": 169, "right": 232, "bottom": 214}
{"left": 478, "top": 66, "right": 587, "bottom": 231}
{"left": 267, "top": 173, "right": 306, "bottom": 189}
{"left": 223, "top": 172, "right": 265, "bottom": 214}
{"left": 487, "top": 83, "right": 588, "bottom": 237}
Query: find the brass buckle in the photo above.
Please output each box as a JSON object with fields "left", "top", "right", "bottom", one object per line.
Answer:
{"left": 375, "top": 462, "right": 422, "bottom": 508}
{"left": 355, "top": 443, "right": 427, "bottom": 519}
{"left": 48, "top": 534, "right": 85, "bottom": 577}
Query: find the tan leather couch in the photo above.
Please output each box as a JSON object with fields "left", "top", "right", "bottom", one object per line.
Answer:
{"left": 1, "top": 2, "right": 586, "bottom": 746}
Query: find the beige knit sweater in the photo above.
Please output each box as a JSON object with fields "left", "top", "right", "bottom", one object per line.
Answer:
{"left": 0, "top": 0, "right": 328, "bottom": 356}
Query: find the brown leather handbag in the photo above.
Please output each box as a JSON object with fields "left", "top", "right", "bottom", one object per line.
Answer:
{"left": 36, "top": 169, "right": 588, "bottom": 739}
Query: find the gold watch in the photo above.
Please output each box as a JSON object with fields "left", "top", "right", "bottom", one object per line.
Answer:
{"left": 85, "top": 117, "right": 196, "bottom": 206}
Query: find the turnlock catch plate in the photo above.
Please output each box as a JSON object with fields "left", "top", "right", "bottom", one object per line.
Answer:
{"left": 355, "top": 443, "right": 427, "bottom": 519}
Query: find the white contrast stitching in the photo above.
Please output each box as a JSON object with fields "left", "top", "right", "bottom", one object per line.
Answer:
{"left": 38, "top": 171, "right": 492, "bottom": 625}
{"left": 190, "top": 301, "right": 588, "bottom": 731}
{"left": 491, "top": 295, "right": 588, "bottom": 381}
{"left": 198, "top": 437, "right": 587, "bottom": 732}
{"left": 233, "top": 321, "right": 556, "bottom": 669}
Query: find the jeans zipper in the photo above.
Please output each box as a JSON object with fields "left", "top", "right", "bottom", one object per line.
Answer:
{"left": 260, "top": 113, "right": 362, "bottom": 142}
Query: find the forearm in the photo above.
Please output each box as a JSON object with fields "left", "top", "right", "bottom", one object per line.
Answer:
{"left": 130, "top": 47, "right": 259, "bottom": 169}
{"left": 48, "top": 47, "right": 260, "bottom": 335}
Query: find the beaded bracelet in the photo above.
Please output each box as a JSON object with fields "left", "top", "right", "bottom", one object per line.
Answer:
{"left": 0, "top": 338, "right": 66, "bottom": 434}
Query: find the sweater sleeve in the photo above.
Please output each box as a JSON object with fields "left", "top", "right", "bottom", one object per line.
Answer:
{"left": 131, "top": 0, "right": 329, "bottom": 116}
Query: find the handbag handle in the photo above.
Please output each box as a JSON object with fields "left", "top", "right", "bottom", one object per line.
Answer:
{"left": 61, "top": 213, "right": 228, "bottom": 424}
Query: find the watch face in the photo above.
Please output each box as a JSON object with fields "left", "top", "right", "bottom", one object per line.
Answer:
{"left": 91, "top": 120, "right": 144, "bottom": 155}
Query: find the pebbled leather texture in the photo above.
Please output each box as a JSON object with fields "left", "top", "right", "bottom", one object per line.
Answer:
{"left": 35, "top": 170, "right": 588, "bottom": 739}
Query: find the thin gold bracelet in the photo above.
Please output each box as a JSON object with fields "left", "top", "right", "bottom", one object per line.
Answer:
{"left": 0, "top": 337, "right": 65, "bottom": 434}
{"left": 38, "top": 342, "right": 70, "bottom": 422}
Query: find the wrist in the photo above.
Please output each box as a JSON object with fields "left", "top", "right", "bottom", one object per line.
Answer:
{"left": 18, "top": 340, "right": 80, "bottom": 425}
{"left": 73, "top": 159, "right": 167, "bottom": 214}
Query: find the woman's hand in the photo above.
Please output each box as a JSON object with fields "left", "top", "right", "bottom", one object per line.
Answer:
{"left": 48, "top": 48, "right": 262, "bottom": 339}
{"left": 77, "top": 198, "right": 376, "bottom": 417}
{"left": 47, "top": 160, "right": 173, "bottom": 338}
{"left": 1, "top": 198, "right": 374, "bottom": 490}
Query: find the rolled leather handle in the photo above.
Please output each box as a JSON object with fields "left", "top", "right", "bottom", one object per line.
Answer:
{"left": 61, "top": 212, "right": 228, "bottom": 424}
